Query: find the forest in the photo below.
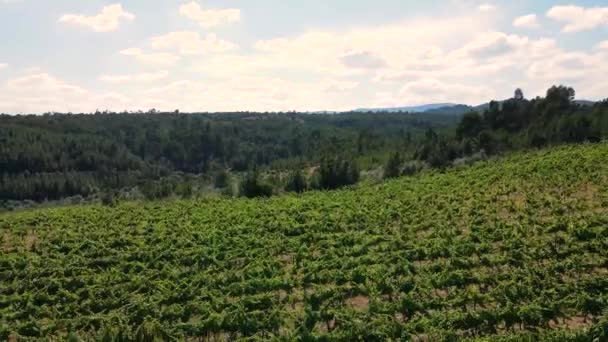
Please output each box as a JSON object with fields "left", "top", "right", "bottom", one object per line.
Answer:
{"left": 0, "top": 85, "right": 607, "bottom": 208}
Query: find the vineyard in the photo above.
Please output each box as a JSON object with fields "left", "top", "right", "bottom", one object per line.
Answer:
{"left": 1, "top": 143, "right": 607, "bottom": 341}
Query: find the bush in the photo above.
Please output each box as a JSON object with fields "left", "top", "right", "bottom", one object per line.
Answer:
{"left": 384, "top": 152, "right": 403, "bottom": 179}
{"left": 401, "top": 160, "right": 426, "bottom": 176}
{"left": 285, "top": 170, "right": 307, "bottom": 193}
{"left": 100, "top": 192, "right": 116, "bottom": 206}
{"left": 316, "top": 157, "right": 360, "bottom": 190}
{"left": 214, "top": 170, "right": 230, "bottom": 189}
{"left": 239, "top": 170, "right": 273, "bottom": 198}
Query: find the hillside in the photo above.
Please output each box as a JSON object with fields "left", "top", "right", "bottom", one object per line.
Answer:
{"left": 1, "top": 143, "right": 607, "bottom": 340}
{"left": 0, "top": 111, "right": 459, "bottom": 204}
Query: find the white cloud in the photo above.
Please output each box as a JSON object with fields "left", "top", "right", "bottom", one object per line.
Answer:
{"left": 513, "top": 14, "right": 539, "bottom": 29}
{"left": 547, "top": 5, "right": 608, "bottom": 33}
{"left": 595, "top": 40, "right": 608, "bottom": 50}
{"left": 478, "top": 4, "right": 495, "bottom": 12}
{"left": 7, "top": 73, "right": 87, "bottom": 95}
{"left": 371, "top": 30, "right": 564, "bottom": 104}
{"left": 143, "top": 76, "right": 362, "bottom": 112}
{"left": 320, "top": 79, "right": 360, "bottom": 91}
{"left": 120, "top": 48, "right": 180, "bottom": 64}
{"left": 150, "top": 31, "right": 237, "bottom": 55}
{"left": 339, "top": 50, "right": 387, "bottom": 69}
{"left": 243, "top": 15, "right": 490, "bottom": 78}
{"left": 93, "top": 92, "right": 131, "bottom": 104}
{"left": 0, "top": 63, "right": 7, "bottom": 69}
{"left": 0, "top": 70, "right": 177, "bottom": 113}
{"left": 99, "top": 71, "right": 168, "bottom": 83}
{"left": 524, "top": 44, "right": 608, "bottom": 99}
{"left": 1, "top": 72, "right": 90, "bottom": 113}
{"left": 59, "top": 4, "right": 135, "bottom": 32}
{"left": 180, "top": 1, "right": 240, "bottom": 27}
{"left": 450, "top": 32, "right": 530, "bottom": 60}
{"left": 369, "top": 78, "right": 491, "bottom": 108}
{"left": 147, "top": 80, "right": 206, "bottom": 94}
{"left": 399, "top": 79, "right": 489, "bottom": 105}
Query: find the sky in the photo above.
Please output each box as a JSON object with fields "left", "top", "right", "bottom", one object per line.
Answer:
{"left": 0, "top": 0, "right": 607, "bottom": 113}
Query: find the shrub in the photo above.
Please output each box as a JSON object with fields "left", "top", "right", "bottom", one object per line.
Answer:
{"left": 316, "top": 157, "right": 360, "bottom": 190}
{"left": 285, "top": 170, "right": 307, "bottom": 193}
{"left": 384, "top": 152, "right": 403, "bottom": 179}
{"left": 239, "top": 170, "right": 273, "bottom": 198}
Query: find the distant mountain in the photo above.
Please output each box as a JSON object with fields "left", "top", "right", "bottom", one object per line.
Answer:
{"left": 354, "top": 103, "right": 464, "bottom": 113}
{"left": 575, "top": 100, "right": 595, "bottom": 107}
{"left": 354, "top": 99, "right": 597, "bottom": 116}
{"left": 423, "top": 104, "right": 474, "bottom": 115}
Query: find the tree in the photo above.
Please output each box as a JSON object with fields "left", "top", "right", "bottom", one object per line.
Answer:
{"left": 456, "top": 112, "right": 484, "bottom": 140}
{"left": 384, "top": 152, "right": 402, "bottom": 179}
{"left": 239, "top": 168, "right": 273, "bottom": 198}
{"left": 316, "top": 157, "right": 360, "bottom": 190}
{"left": 214, "top": 169, "right": 230, "bottom": 189}
{"left": 285, "top": 170, "right": 307, "bottom": 193}
{"left": 546, "top": 85, "right": 575, "bottom": 109}
{"left": 514, "top": 88, "right": 524, "bottom": 101}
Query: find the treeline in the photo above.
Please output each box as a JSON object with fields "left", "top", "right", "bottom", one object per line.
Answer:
{"left": 384, "top": 86, "right": 608, "bottom": 175}
{"left": 0, "top": 111, "right": 458, "bottom": 204}
{"left": 1, "top": 85, "right": 606, "bottom": 205}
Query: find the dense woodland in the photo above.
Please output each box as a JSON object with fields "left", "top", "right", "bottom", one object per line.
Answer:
{"left": 0, "top": 111, "right": 457, "bottom": 205}
{"left": 0, "top": 85, "right": 606, "bottom": 207}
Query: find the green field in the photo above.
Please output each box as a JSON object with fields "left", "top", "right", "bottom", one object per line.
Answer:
{"left": 1, "top": 143, "right": 607, "bottom": 341}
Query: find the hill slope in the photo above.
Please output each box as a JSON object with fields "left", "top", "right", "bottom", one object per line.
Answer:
{"left": 1, "top": 143, "right": 607, "bottom": 340}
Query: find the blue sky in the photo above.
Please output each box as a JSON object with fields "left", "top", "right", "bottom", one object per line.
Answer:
{"left": 0, "top": 0, "right": 607, "bottom": 113}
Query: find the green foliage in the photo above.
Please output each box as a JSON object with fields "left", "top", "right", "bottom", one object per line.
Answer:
{"left": 100, "top": 191, "right": 116, "bottom": 207}
{"left": 213, "top": 169, "right": 230, "bottom": 189}
{"left": 285, "top": 170, "right": 308, "bottom": 193}
{"left": 412, "top": 85, "right": 608, "bottom": 169}
{"left": 316, "top": 157, "right": 360, "bottom": 190}
{"left": 383, "top": 152, "right": 403, "bottom": 179}
{"left": 456, "top": 112, "right": 484, "bottom": 140}
{"left": 0, "top": 111, "right": 458, "bottom": 203}
{"left": 1, "top": 143, "right": 606, "bottom": 340}
{"left": 239, "top": 168, "right": 273, "bottom": 198}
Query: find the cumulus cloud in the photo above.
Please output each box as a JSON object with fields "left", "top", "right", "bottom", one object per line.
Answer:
{"left": 243, "top": 15, "right": 489, "bottom": 78}
{"left": 478, "top": 4, "right": 495, "bottom": 12}
{"left": 142, "top": 76, "right": 362, "bottom": 112}
{"left": 147, "top": 80, "right": 206, "bottom": 94}
{"left": 513, "top": 14, "right": 539, "bottom": 29}
{"left": 547, "top": 5, "right": 608, "bottom": 33}
{"left": 320, "top": 79, "right": 360, "bottom": 91}
{"left": 151, "top": 31, "right": 237, "bottom": 55}
{"left": 339, "top": 50, "right": 387, "bottom": 69}
{"left": 528, "top": 52, "right": 598, "bottom": 80}
{"left": 180, "top": 1, "right": 240, "bottom": 27}
{"left": 93, "top": 92, "right": 131, "bottom": 104}
{"left": 458, "top": 32, "right": 530, "bottom": 59}
{"left": 59, "top": 4, "right": 135, "bottom": 32}
{"left": 399, "top": 79, "right": 489, "bottom": 105}
{"left": 0, "top": 70, "right": 178, "bottom": 113}
{"left": 1, "top": 72, "right": 88, "bottom": 113}
{"left": 7, "top": 73, "right": 87, "bottom": 94}
{"left": 595, "top": 40, "right": 608, "bottom": 50}
{"left": 99, "top": 71, "right": 168, "bottom": 83}
{"left": 120, "top": 48, "right": 181, "bottom": 64}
